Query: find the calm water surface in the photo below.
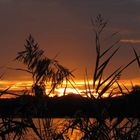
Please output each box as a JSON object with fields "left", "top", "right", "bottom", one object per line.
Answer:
{"left": 0, "top": 118, "right": 139, "bottom": 140}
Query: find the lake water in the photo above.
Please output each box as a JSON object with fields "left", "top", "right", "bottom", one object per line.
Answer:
{"left": 0, "top": 118, "right": 83, "bottom": 140}
{"left": 0, "top": 118, "right": 139, "bottom": 139}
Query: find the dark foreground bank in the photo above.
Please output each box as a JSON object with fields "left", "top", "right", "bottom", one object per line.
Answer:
{"left": 0, "top": 91, "right": 140, "bottom": 118}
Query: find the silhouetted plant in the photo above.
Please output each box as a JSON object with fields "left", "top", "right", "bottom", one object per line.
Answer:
{"left": 0, "top": 15, "right": 140, "bottom": 140}
{"left": 84, "top": 15, "right": 139, "bottom": 99}
{"left": 72, "top": 15, "right": 140, "bottom": 140}
{"left": 133, "top": 48, "right": 140, "bottom": 68}
{"left": 15, "top": 35, "right": 74, "bottom": 96}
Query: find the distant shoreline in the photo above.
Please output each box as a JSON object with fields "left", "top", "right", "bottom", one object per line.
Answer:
{"left": 0, "top": 91, "right": 140, "bottom": 118}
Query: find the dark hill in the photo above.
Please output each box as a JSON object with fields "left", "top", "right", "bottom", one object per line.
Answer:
{"left": 0, "top": 91, "right": 140, "bottom": 118}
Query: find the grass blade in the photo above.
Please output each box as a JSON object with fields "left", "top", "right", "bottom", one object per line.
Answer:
{"left": 133, "top": 48, "right": 140, "bottom": 68}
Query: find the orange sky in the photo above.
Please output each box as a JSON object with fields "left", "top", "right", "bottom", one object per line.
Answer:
{"left": 0, "top": 78, "right": 140, "bottom": 98}
{"left": 0, "top": 0, "right": 140, "bottom": 95}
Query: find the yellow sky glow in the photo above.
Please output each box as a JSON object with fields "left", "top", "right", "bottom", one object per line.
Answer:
{"left": 0, "top": 79, "right": 140, "bottom": 98}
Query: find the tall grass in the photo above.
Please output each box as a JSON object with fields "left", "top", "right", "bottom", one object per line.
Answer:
{"left": 84, "top": 14, "right": 139, "bottom": 99}
{"left": 14, "top": 35, "right": 74, "bottom": 97}
{"left": 0, "top": 15, "right": 140, "bottom": 140}
{"left": 71, "top": 15, "right": 140, "bottom": 140}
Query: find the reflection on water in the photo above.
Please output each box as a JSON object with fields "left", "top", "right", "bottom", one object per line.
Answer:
{"left": 30, "top": 118, "right": 83, "bottom": 140}
{"left": 0, "top": 118, "right": 139, "bottom": 140}
{"left": 0, "top": 118, "right": 83, "bottom": 140}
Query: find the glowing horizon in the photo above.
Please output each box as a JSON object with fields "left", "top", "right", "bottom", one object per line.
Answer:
{"left": 0, "top": 79, "right": 140, "bottom": 89}
{"left": 0, "top": 78, "right": 140, "bottom": 98}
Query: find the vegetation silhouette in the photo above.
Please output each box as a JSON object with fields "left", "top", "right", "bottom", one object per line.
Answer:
{"left": 84, "top": 14, "right": 139, "bottom": 99}
{"left": 0, "top": 15, "right": 140, "bottom": 139}
{"left": 15, "top": 35, "right": 74, "bottom": 96}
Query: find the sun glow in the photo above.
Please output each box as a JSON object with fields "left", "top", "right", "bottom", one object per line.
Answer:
{"left": 48, "top": 88, "right": 80, "bottom": 97}
{"left": 0, "top": 79, "right": 140, "bottom": 98}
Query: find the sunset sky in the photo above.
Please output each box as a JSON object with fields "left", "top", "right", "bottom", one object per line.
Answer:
{"left": 0, "top": 0, "right": 140, "bottom": 91}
